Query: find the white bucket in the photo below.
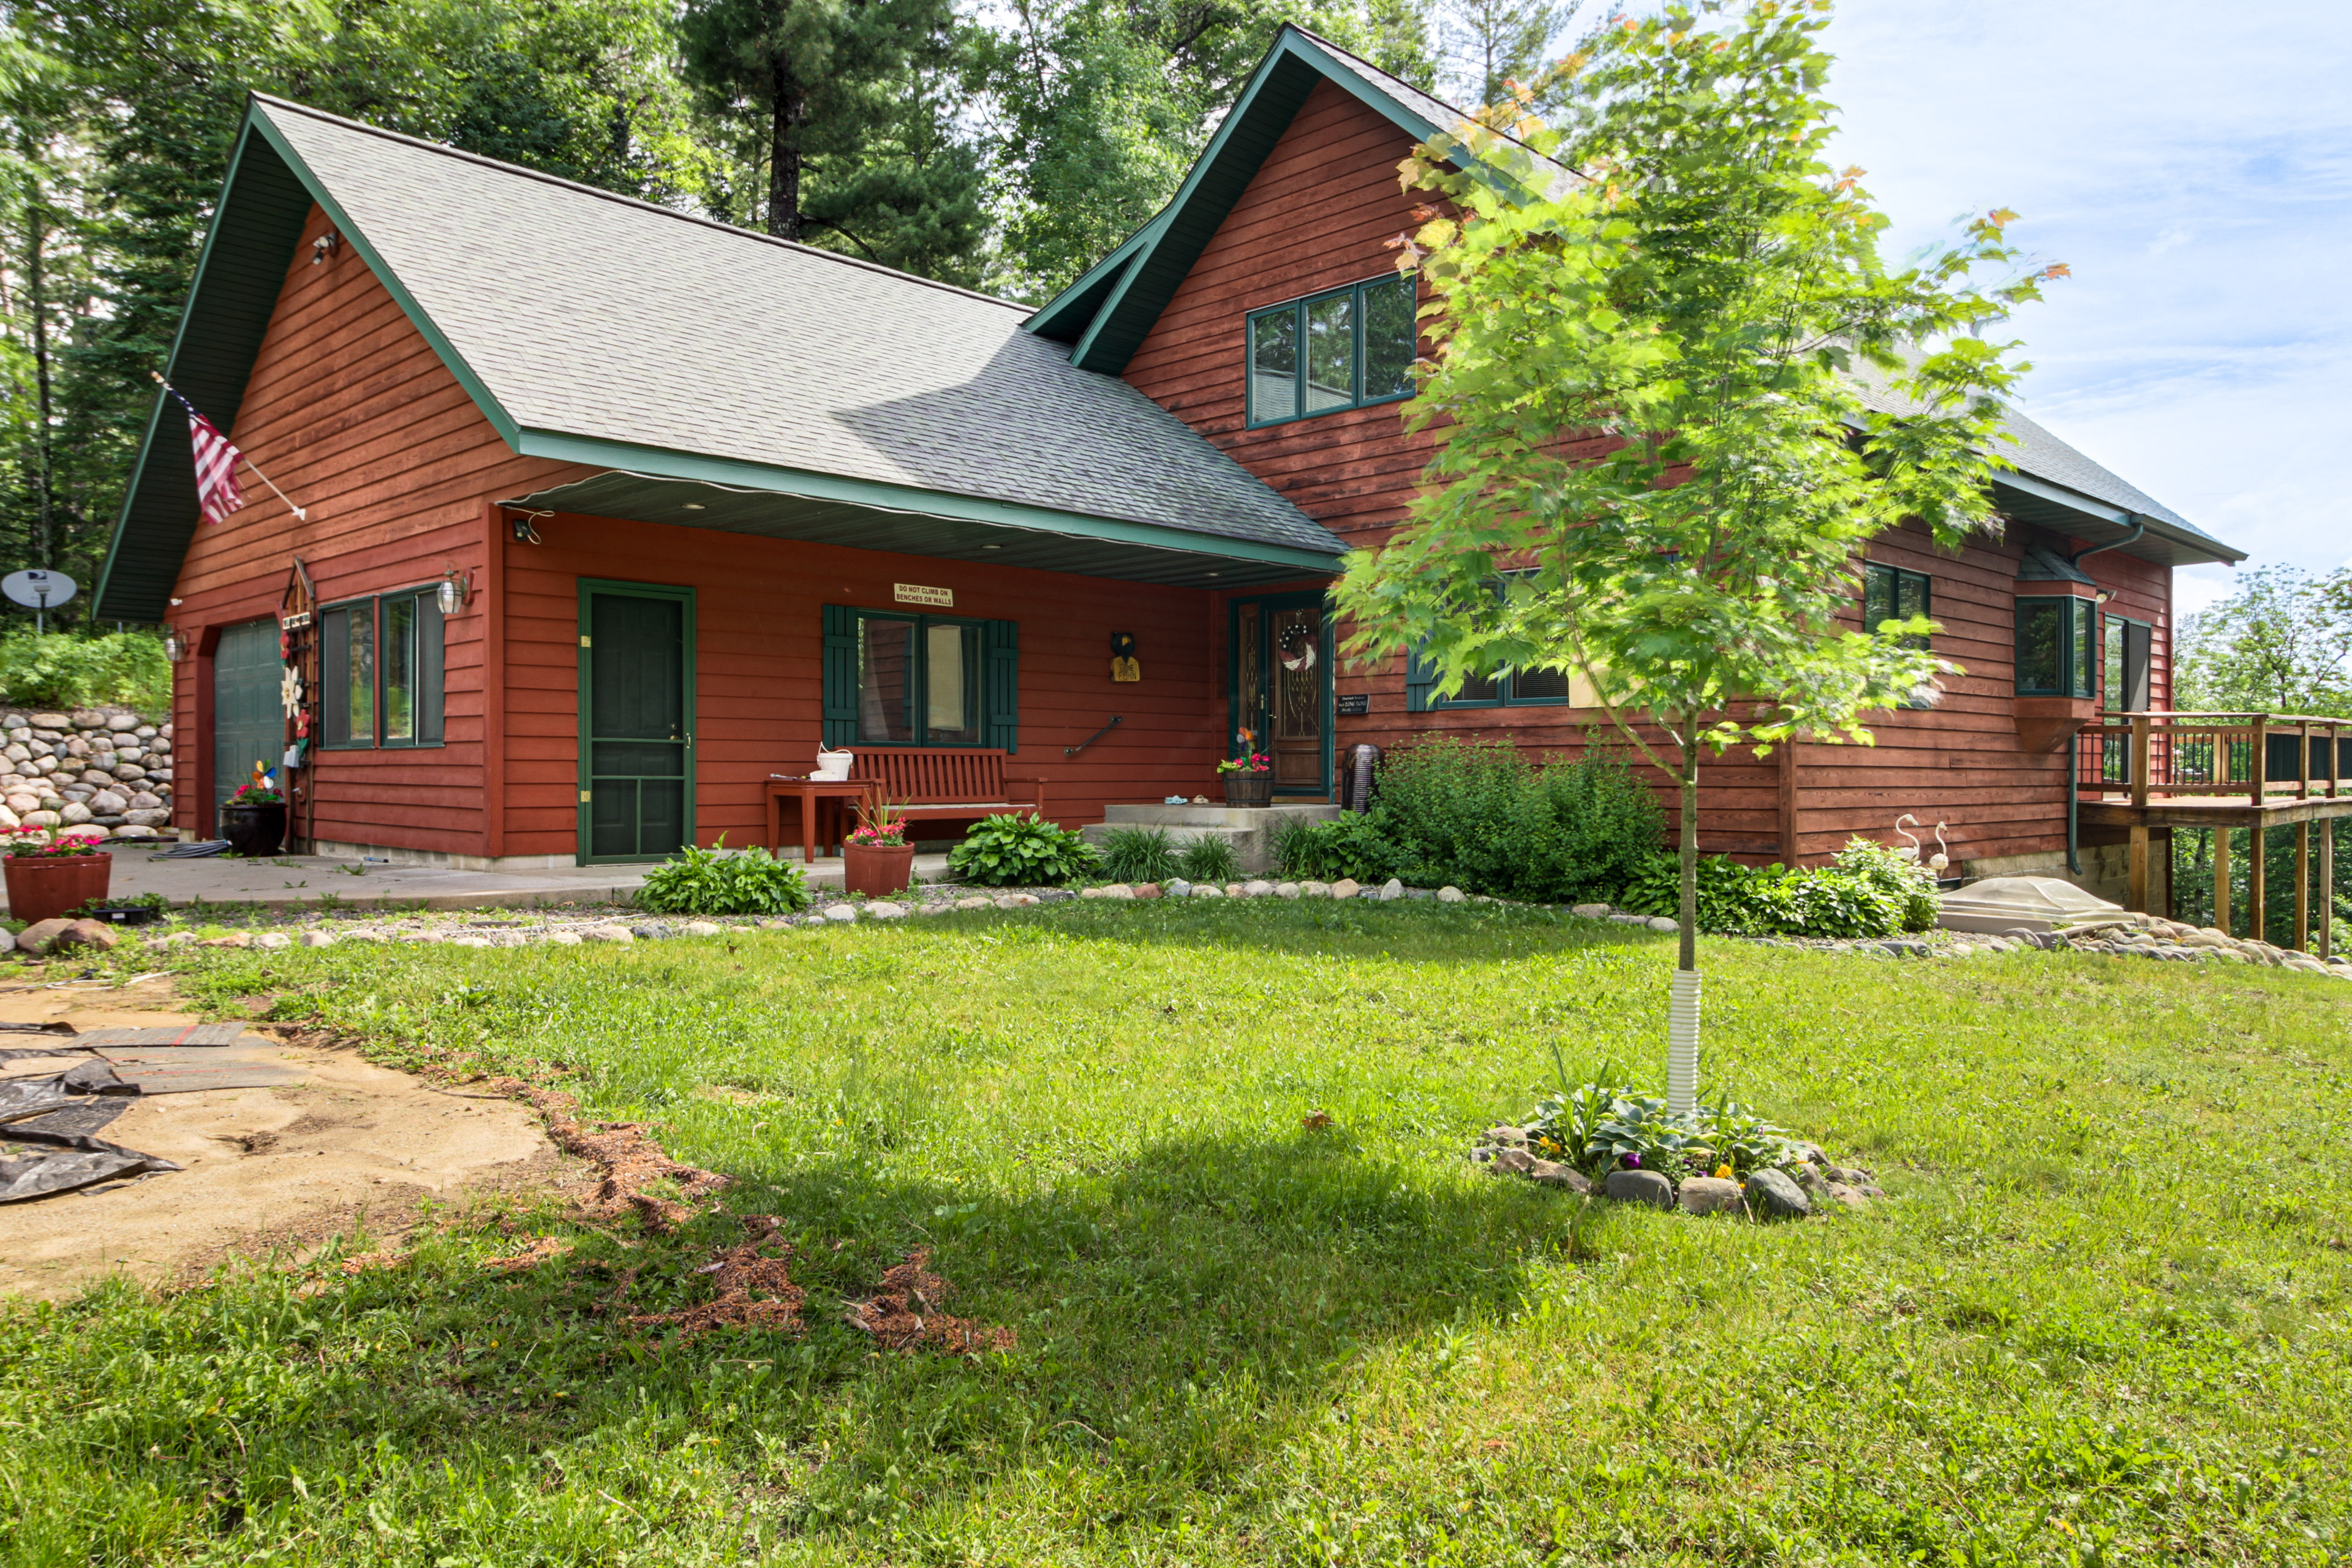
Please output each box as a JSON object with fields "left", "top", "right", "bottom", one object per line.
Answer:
{"left": 814, "top": 749, "right": 854, "bottom": 781}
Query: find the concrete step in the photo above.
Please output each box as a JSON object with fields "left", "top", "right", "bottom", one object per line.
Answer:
{"left": 1086, "top": 802, "right": 1343, "bottom": 875}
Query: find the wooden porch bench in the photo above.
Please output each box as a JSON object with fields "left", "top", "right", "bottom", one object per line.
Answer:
{"left": 850, "top": 747, "right": 1049, "bottom": 835}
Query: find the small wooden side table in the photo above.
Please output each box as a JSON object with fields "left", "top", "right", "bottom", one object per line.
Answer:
{"left": 764, "top": 778, "right": 872, "bottom": 866}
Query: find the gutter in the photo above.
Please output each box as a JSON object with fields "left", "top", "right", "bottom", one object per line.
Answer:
{"left": 2065, "top": 514, "right": 2147, "bottom": 570}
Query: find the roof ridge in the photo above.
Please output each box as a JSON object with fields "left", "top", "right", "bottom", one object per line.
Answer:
{"left": 1276, "top": 23, "right": 1575, "bottom": 178}
{"left": 247, "top": 92, "right": 1030, "bottom": 315}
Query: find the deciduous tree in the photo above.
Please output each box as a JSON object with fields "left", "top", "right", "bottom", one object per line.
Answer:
{"left": 1336, "top": 0, "right": 2060, "bottom": 1108}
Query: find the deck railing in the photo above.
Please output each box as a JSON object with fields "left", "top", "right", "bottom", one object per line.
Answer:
{"left": 2078, "top": 711, "right": 2352, "bottom": 805}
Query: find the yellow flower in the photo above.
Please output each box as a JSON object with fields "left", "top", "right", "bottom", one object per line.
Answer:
{"left": 1714, "top": 1164, "right": 1733, "bottom": 1181}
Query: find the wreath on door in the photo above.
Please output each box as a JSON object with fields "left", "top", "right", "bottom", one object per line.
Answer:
{"left": 1278, "top": 621, "right": 1317, "bottom": 672}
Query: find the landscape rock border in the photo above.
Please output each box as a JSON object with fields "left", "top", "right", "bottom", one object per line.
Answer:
{"left": 0, "top": 706, "right": 173, "bottom": 840}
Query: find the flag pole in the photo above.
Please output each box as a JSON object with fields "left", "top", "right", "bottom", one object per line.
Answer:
{"left": 151, "top": 372, "right": 309, "bottom": 521}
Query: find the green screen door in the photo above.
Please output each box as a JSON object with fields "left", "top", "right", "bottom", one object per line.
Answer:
{"left": 578, "top": 581, "right": 695, "bottom": 862}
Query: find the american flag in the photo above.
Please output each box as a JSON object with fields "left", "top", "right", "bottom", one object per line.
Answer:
{"left": 183, "top": 405, "right": 246, "bottom": 525}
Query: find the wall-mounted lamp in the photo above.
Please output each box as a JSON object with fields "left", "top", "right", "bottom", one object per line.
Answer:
{"left": 508, "top": 509, "right": 547, "bottom": 544}
{"left": 2094, "top": 588, "right": 2115, "bottom": 606}
{"left": 437, "top": 567, "right": 473, "bottom": 616}
{"left": 163, "top": 627, "right": 187, "bottom": 662}
{"left": 311, "top": 230, "right": 340, "bottom": 265}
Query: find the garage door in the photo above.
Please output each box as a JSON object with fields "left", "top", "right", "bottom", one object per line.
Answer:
{"left": 212, "top": 618, "right": 282, "bottom": 828}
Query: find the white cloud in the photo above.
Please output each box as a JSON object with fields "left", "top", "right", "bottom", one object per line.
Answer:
{"left": 1822, "top": 0, "right": 2352, "bottom": 584}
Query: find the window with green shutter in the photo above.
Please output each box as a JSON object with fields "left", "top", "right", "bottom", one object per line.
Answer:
{"left": 821, "top": 605, "right": 1017, "bottom": 751}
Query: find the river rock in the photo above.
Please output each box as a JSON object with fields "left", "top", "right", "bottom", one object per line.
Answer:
{"left": 1529, "top": 1160, "right": 1592, "bottom": 1193}
{"left": 1330, "top": 879, "right": 1361, "bottom": 900}
{"left": 1744, "top": 1167, "right": 1811, "bottom": 1220}
{"left": 1676, "top": 1175, "right": 1746, "bottom": 1216}
{"left": 1437, "top": 886, "right": 1465, "bottom": 903}
{"left": 1605, "top": 1169, "right": 1676, "bottom": 1208}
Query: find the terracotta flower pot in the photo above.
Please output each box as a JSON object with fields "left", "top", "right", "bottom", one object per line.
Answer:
{"left": 5, "top": 852, "right": 113, "bottom": 926}
{"left": 220, "top": 802, "right": 288, "bottom": 858}
{"left": 843, "top": 842, "right": 914, "bottom": 897}
{"left": 1221, "top": 773, "right": 1274, "bottom": 808}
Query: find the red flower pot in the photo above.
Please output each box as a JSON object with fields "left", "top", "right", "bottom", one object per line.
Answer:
{"left": 843, "top": 842, "right": 914, "bottom": 898}
{"left": 5, "top": 852, "right": 113, "bottom": 926}
{"left": 1221, "top": 773, "right": 1274, "bottom": 808}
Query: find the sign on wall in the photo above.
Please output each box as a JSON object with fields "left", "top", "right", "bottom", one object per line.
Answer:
{"left": 1336, "top": 693, "right": 1370, "bottom": 716}
{"left": 893, "top": 583, "right": 953, "bottom": 608}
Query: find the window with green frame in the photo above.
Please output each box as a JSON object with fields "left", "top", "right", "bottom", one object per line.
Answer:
{"left": 820, "top": 605, "right": 1020, "bottom": 751}
{"left": 320, "top": 587, "right": 445, "bottom": 748}
{"left": 1863, "top": 562, "right": 1931, "bottom": 647}
{"left": 2015, "top": 594, "right": 2095, "bottom": 698}
{"left": 1246, "top": 274, "right": 1417, "bottom": 426}
{"left": 1403, "top": 571, "right": 1577, "bottom": 710}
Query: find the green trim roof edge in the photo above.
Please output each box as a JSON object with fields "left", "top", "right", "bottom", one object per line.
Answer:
{"left": 1034, "top": 26, "right": 1469, "bottom": 374}
{"left": 96, "top": 98, "right": 524, "bottom": 622}
{"left": 507, "top": 429, "right": 1346, "bottom": 572}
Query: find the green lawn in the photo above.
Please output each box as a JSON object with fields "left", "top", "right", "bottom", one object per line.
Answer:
{"left": 5, "top": 903, "right": 2347, "bottom": 1566}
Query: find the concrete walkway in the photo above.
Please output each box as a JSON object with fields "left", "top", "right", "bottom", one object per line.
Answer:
{"left": 9, "top": 847, "right": 957, "bottom": 916}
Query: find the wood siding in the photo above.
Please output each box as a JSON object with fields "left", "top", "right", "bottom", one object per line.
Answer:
{"left": 167, "top": 203, "right": 586, "bottom": 849}
{"left": 500, "top": 515, "right": 1222, "bottom": 859}
{"left": 1123, "top": 78, "right": 2174, "bottom": 870}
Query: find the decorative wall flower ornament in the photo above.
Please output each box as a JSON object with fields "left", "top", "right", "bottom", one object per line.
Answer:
{"left": 280, "top": 667, "right": 304, "bottom": 717}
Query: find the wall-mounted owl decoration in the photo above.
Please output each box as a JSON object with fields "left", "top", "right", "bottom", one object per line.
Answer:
{"left": 1110, "top": 630, "right": 1140, "bottom": 683}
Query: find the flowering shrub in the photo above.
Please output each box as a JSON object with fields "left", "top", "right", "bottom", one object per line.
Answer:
{"left": 1216, "top": 727, "right": 1273, "bottom": 774}
{"left": 225, "top": 782, "right": 284, "bottom": 808}
{"left": 1523, "top": 1080, "right": 1806, "bottom": 1178}
{"left": 848, "top": 796, "right": 908, "bottom": 848}
{"left": 3, "top": 826, "right": 108, "bottom": 859}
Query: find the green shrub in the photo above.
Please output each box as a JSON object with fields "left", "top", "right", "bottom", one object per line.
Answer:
{"left": 635, "top": 838, "right": 810, "bottom": 916}
{"left": 0, "top": 630, "right": 170, "bottom": 714}
{"left": 1623, "top": 835, "right": 1940, "bottom": 938}
{"left": 1273, "top": 810, "right": 1404, "bottom": 883}
{"left": 948, "top": 812, "right": 1097, "bottom": 887}
{"left": 1175, "top": 834, "right": 1239, "bottom": 884}
{"left": 1370, "top": 735, "right": 1662, "bottom": 901}
{"left": 1097, "top": 824, "right": 1180, "bottom": 884}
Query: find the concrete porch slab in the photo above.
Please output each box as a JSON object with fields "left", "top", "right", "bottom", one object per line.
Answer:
{"left": 4, "top": 848, "right": 956, "bottom": 916}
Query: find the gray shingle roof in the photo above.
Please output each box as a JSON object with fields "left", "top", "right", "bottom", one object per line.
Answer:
{"left": 255, "top": 97, "right": 1343, "bottom": 560}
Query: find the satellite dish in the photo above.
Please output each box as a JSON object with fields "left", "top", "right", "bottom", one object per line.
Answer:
{"left": 2, "top": 570, "right": 75, "bottom": 610}
{"left": 4, "top": 570, "right": 77, "bottom": 633}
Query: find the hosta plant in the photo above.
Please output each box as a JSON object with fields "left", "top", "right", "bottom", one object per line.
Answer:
{"left": 948, "top": 812, "right": 1097, "bottom": 888}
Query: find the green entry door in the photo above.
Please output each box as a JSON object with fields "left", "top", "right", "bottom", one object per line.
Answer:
{"left": 212, "top": 617, "right": 283, "bottom": 831}
{"left": 578, "top": 580, "right": 695, "bottom": 863}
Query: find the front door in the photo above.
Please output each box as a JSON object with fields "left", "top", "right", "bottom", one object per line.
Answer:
{"left": 1229, "top": 593, "right": 1332, "bottom": 796}
{"left": 212, "top": 617, "right": 283, "bottom": 832}
{"left": 578, "top": 580, "right": 695, "bottom": 863}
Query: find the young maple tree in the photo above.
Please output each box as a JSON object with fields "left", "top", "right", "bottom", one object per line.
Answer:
{"left": 1335, "top": 0, "right": 2064, "bottom": 1109}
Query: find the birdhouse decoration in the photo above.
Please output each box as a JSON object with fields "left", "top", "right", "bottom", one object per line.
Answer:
{"left": 1110, "top": 630, "right": 1140, "bottom": 683}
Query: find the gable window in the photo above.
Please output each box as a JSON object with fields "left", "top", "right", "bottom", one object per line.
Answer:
{"left": 821, "top": 605, "right": 1019, "bottom": 752}
{"left": 320, "top": 587, "right": 445, "bottom": 748}
{"left": 2015, "top": 595, "right": 2095, "bottom": 698}
{"left": 1246, "top": 274, "right": 1417, "bottom": 426}
{"left": 1863, "top": 562, "right": 1931, "bottom": 647}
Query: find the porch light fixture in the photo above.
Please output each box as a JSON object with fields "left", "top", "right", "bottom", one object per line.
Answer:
{"left": 311, "top": 230, "right": 339, "bottom": 265}
{"left": 437, "top": 567, "right": 473, "bottom": 616}
{"left": 163, "top": 627, "right": 187, "bottom": 662}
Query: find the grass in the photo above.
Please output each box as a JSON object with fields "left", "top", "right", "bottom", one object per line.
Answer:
{"left": 4, "top": 902, "right": 2348, "bottom": 1565}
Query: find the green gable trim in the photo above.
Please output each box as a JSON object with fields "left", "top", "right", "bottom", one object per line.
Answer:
{"left": 1024, "top": 219, "right": 1159, "bottom": 344}
{"left": 95, "top": 97, "right": 525, "bottom": 622}
{"left": 1031, "top": 27, "right": 1540, "bottom": 375}
{"left": 510, "top": 429, "right": 1346, "bottom": 575}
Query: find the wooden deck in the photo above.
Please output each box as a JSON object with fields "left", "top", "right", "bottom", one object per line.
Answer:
{"left": 2075, "top": 710, "right": 2351, "bottom": 955}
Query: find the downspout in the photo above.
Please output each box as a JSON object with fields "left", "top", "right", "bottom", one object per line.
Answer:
{"left": 2062, "top": 516, "right": 2143, "bottom": 875}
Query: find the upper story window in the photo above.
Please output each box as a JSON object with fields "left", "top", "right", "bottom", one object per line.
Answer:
{"left": 1863, "top": 562, "right": 1931, "bottom": 648}
{"left": 1246, "top": 274, "right": 1417, "bottom": 427}
{"left": 2016, "top": 594, "right": 2095, "bottom": 699}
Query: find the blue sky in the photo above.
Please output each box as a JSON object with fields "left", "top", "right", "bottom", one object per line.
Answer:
{"left": 1819, "top": 0, "right": 2352, "bottom": 613}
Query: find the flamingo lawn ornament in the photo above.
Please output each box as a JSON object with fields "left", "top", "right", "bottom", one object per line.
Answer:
{"left": 1893, "top": 815, "right": 1923, "bottom": 860}
{"left": 1929, "top": 822, "right": 1951, "bottom": 875}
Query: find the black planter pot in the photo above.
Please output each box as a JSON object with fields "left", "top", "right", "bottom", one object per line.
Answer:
{"left": 221, "top": 802, "right": 288, "bottom": 858}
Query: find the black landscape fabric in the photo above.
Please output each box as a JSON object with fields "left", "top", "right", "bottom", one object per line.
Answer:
{"left": 0, "top": 1053, "right": 183, "bottom": 1204}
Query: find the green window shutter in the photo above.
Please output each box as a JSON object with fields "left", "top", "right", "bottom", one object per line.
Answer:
{"left": 821, "top": 605, "right": 859, "bottom": 748}
{"left": 1404, "top": 641, "right": 1436, "bottom": 713}
{"left": 983, "top": 619, "right": 1019, "bottom": 753}
{"left": 417, "top": 593, "right": 446, "bottom": 745}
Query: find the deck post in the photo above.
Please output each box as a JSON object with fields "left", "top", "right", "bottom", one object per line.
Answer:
{"left": 2130, "top": 715, "right": 2150, "bottom": 807}
{"left": 2128, "top": 824, "right": 2149, "bottom": 912}
{"left": 2251, "top": 715, "right": 2268, "bottom": 806}
{"left": 2322, "top": 819, "right": 2335, "bottom": 961}
{"left": 2214, "top": 826, "right": 2231, "bottom": 935}
{"left": 2248, "top": 823, "right": 2266, "bottom": 945}
{"left": 2294, "top": 822, "right": 2310, "bottom": 951}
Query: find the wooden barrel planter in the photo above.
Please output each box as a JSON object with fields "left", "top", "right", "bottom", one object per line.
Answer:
{"left": 4, "top": 851, "right": 113, "bottom": 926}
{"left": 1221, "top": 774, "right": 1274, "bottom": 809}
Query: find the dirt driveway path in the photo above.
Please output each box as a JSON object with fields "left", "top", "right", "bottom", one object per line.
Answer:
{"left": 0, "top": 974, "right": 552, "bottom": 1300}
